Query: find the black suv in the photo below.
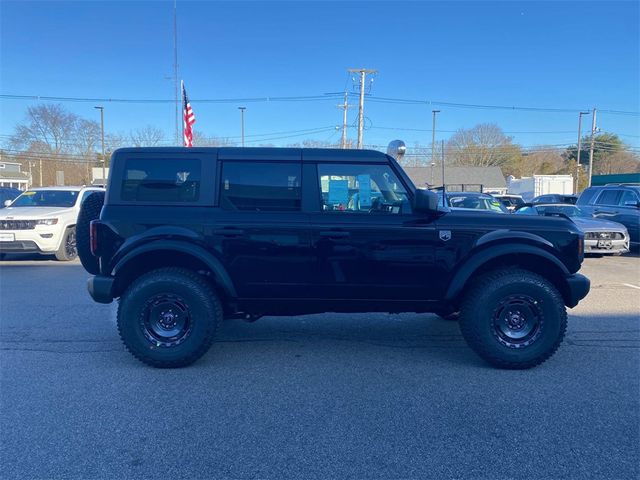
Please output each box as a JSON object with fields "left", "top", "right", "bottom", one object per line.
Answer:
{"left": 79, "top": 147, "right": 590, "bottom": 369}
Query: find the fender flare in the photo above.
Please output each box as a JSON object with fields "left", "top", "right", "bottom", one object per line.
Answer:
{"left": 444, "top": 243, "right": 570, "bottom": 302}
{"left": 112, "top": 239, "right": 237, "bottom": 298}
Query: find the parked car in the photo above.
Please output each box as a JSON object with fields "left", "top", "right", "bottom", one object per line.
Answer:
{"left": 531, "top": 194, "right": 578, "bottom": 205}
{"left": 577, "top": 184, "right": 640, "bottom": 249}
{"left": 0, "top": 186, "right": 103, "bottom": 261}
{"left": 80, "top": 147, "right": 589, "bottom": 370}
{"left": 436, "top": 191, "right": 509, "bottom": 213}
{"left": 0, "top": 187, "right": 22, "bottom": 207}
{"left": 493, "top": 194, "right": 525, "bottom": 212}
{"left": 515, "top": 204, "right": 629, "bottom": 255}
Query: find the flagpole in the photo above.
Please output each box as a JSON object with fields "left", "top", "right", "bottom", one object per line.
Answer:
{"left": 180, "top": 80, "right": 185, "bottom": 146}
{"left": 173, "top": 0, "right": 179, "bottom": 145}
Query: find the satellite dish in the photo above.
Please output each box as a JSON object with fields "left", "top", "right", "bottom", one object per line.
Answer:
{"left": 387, "top": 140, "right": 406, "bottom": 162}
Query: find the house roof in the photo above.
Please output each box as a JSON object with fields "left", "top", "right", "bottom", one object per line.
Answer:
{"left": 404, "top": 166, "right": 506, "bottom": 189}
{"left": 0, "top": 170, "right": 29, "bottom": 181}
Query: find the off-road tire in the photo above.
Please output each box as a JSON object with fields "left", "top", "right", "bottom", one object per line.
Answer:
{"left": 458, "top": 268, "right": 567, "bottom": 369}
{"left": 117, "top": 267, "right": 222, "bottom": 368}
{"left": 54, "top": 227, "right": 77, "bottom": 261}
{"left": 77, "top": 191, "right": 105, "bottom": 274}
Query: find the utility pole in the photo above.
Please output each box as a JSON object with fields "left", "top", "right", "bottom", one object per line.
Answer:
{"left": 442, "top": 139, "right": 446, "bottom": 205}
{"left": 431, "top": 110, "right": 440, "bottom": 168}
{"left": 337, "top": 91, "right": 353, "bottom": 148}
{"left": 575, "top": 111, "right": 590, "bottom": 193}
{"left": 588, "top": 108, "right": 597, "bottom": 187}
{"left": 238, "top": 107, "right": 246, "bottom": 147}
{"left": 173, "top": 0, "right": 180, "bottom": 145}
{"left": 95, "top": 106, "right": 106, "bottom": 185}
{"left": 348, "top": 68, "right": 377, "bottom": 149}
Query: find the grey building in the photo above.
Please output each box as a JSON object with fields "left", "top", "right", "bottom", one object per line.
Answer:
{"left": 403, "top": 165, "right": 507, "bottom": 194}
{"left": 0, "top": 161, "right": 29, "bottom": 190}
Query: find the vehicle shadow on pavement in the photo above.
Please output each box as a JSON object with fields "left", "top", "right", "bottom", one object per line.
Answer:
{"left": 206, "top": 313, "right": 486, "bottom": 369}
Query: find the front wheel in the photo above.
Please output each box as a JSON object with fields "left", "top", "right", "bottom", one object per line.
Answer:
{"left": 55, "top": 227, "right": 77, "bottom": 261}
{"left": 459, "top": 269, "right": 567, "bottom": 369}
{"left": 117, "top": 268, "right": 222, "bottom": 368}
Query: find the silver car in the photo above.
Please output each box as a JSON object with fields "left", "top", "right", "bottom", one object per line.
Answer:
{"left": 515, "top": 204, "right": 630, "bottom": 255}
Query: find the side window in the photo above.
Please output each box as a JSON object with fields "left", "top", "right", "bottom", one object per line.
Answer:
{"left": 121, "top": 158, "right": 201, "bottom": 202}
{"left": 220, "top": 162, "right": 301, "bottom": 211}
{"left": 595, "top": 190, "right": 621, "bottom": 206}
{"left": 619, "top": 190, "right": 639, "bottom": 206}
{"left": 317, "top": 163, "right": 411, "bottom": 214}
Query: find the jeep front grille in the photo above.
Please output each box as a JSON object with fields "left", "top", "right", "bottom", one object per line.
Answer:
{"left": 584, "top": 232, "right": 624, "bottom": 240}
{"left": 0, "top": 220, "right": 36, "bottom": 230}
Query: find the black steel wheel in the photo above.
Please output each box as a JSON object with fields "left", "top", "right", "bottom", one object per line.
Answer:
{"left": 141, "top": 293, "right": 193, "bottom": 348}
{"left": 459, "top": 268, "right": 567, "bottom": 369}
{"left": 117, "top": 267, "right": 222, "bottom": 368}
{"left": 491, "top": 295, "right": 543, "bottom": 348}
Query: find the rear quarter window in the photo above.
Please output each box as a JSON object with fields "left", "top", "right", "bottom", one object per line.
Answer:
{"left": 121, "top": 158, "right": 201, "bottom": 203}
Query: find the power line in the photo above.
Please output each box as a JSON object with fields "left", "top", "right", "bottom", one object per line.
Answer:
{"left": 4, "top": 92, "right": 636, "bottom": 116}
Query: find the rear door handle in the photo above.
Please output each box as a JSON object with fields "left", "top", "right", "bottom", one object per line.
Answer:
{"left": 319, "top": 230, "right": 350, "bottom": 239}
{"left": 213, "top": 228, "right": 245, "bottom": 237}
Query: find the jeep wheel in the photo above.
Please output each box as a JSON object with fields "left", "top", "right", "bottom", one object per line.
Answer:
{"left": 76, "top": 191, "right": 105, "bottom": 274}
{"left": 458, "top": 269, "right": 567, "bottom": 369}
{"left": 55, "top": 227, "right": 77, "bottom": 261}
{"left": 117, "top": 268, "right": 221, "bottom": 368}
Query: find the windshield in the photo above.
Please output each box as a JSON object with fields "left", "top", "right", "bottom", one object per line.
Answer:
{"left": 10, "top": 190, "right": 79, "bottom": 208}
{"left": 445, "top": 193, "right": 508, "bottom": 213}
{"left": 534, "top": 205, "right": 585, "bottom": 217}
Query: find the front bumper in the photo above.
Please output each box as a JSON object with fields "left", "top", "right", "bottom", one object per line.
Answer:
{"left": 87, "top": 275, "right": 115, "bottom": 304}
{"left": 584, "top": 238, "right": 629, "bottom": 254}
{"left": 0, "top": 227, "right": 63, "bottom": 253}
{"left": 565, "top": 273, "right": 590, "bottom": 308}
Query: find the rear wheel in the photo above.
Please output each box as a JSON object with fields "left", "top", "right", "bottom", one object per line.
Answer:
{"left": 77, "top": 191, "right": 105, "bottom": 274}
{"left": 117, "top": 267, "right": 221, "bottom": 368}
{"left": 459, "top": 269, "right": 567, "bottom": 369}
{"left": 55, "top": 227, "right": 77, "bottom": 261}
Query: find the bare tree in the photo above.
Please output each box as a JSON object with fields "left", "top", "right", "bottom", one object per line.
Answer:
{"left": 129, "top": 125, "right": 166, "bottom": 147}
{"left": 446, "top": 123, "right": 522, "bottom": 170}
{"left": 519, "top": 149, "right": 565, "bottom": 177}
{"left": 191, "top": 130, "right": 235, "bottom": 147}
{"left": 596, "top": 151, "right": 640, "bottom": 174}
{"left": 10, "top": 104, "right": 79, "bottom": 154}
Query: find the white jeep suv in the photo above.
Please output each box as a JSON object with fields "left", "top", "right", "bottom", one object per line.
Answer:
{"left": 0, "top": 186, "right": 103, "bottom": 261}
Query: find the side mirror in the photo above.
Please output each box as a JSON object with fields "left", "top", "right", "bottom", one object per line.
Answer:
{"left": 624, "top": 200, "right": 640, "bottom": 209}
{"left": 413, "top": 189, "right": 439, "bottom": 213}
{"left": 3, "top": 200, "right": 11, "bottom": 207}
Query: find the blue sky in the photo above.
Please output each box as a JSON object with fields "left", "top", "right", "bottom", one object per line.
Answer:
{"left": 1, "top": 0, "right": 639, "bottom": 150}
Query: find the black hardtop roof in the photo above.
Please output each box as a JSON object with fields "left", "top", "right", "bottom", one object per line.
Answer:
{"left": 113, "top": 147, "right": 390, "bottom": 163}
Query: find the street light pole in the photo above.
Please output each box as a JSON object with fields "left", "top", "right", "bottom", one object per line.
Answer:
{"left": 575, "top": 111, "right": 590, "bottom": 193}
{"left": 431, "top": 110, "right": 440, "bottom": 171}
{"left": 238, "top": 107, "right": 246, "bottom": 147}
{"left": 94, "top": 106, "right": 106, "bottom": 186}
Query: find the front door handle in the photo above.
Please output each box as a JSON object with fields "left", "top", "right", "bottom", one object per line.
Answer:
{"left": 319, "top": 230, "right": 350, "bottom": 239}
{"left": 213, "top": 228, "right": 245, "bottom": 237}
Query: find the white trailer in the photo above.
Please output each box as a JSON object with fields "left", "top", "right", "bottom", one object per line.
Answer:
{"left": 507, "top": 175, "right": 573, "bottom": 202}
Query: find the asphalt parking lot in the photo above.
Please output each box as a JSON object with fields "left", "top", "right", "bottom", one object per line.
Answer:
{"left": 0, "top": 254, "right": 638, "bottom": 479}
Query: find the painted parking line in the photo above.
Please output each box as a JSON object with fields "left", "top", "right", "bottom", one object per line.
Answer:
{"left": 622, "top": 283, "right": 640, "bottom": 290}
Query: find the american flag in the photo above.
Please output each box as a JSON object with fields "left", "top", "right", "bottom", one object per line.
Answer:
{"left": 182, "top": 81, "right": 196, "bottom": 147}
